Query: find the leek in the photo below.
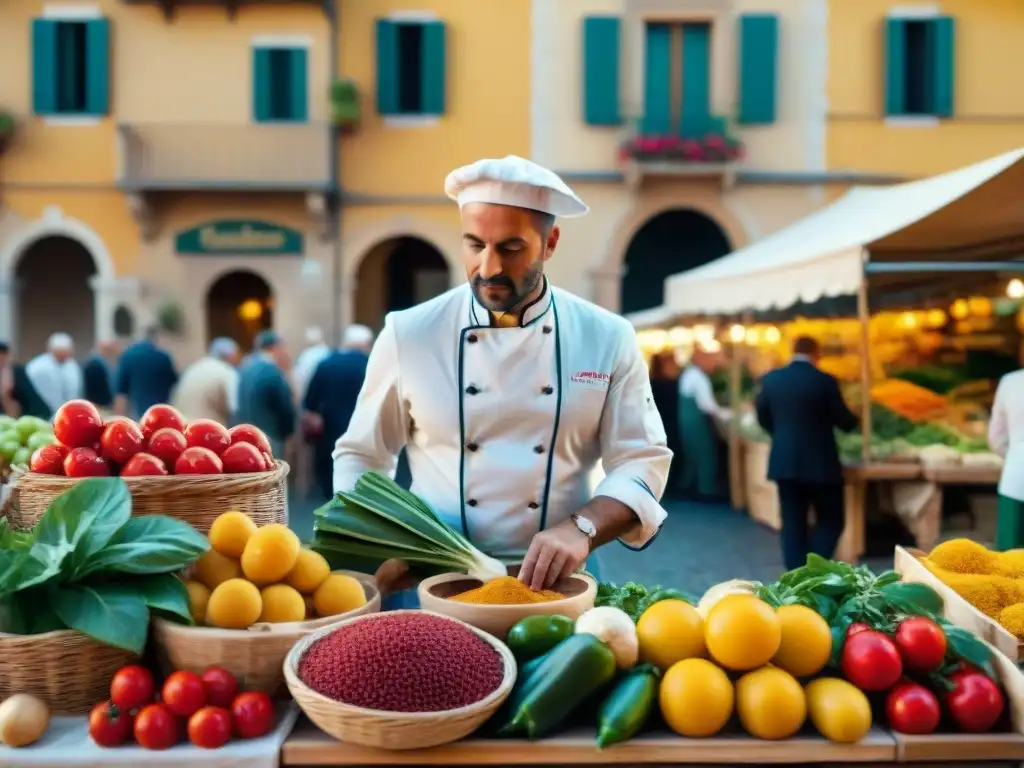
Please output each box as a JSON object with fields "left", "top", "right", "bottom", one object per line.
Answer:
{"left": 313, "top": 472, "right": 507, "bottom": 583}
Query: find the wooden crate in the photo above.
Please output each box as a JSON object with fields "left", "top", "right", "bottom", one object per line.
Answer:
{"left": 743, "top": 440, "right": 780, "bottom": 531}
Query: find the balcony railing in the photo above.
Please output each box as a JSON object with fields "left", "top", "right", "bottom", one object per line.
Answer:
{"left": 120, "top": 0, "right": 331, "bottom": 21}
{"left": 117, "top": 123, "right": 332, "bottom": 191}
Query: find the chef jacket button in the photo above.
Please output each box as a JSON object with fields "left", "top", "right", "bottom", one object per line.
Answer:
{"left": 466, "top": 385, "right": 479, "bottom": 395}
{"left": 528, "top": 502, "right": 539, "bottom": 510}
{"left": 533, "top": 445, "right": 545, "bottom": 454}
{"left": 542, "top": 326, "right": 553, "bottom": 334}
{"left": 467, "top": 334, "right": 478, "bottom": 344}
{"left": 466, "top": 442, "right": 479, "bottom": 452}
{"left": 467, "top": 499, "right": 478, "bottom": 507}
{"left": 542, "top": 385, "right": 554, "bottom": 395}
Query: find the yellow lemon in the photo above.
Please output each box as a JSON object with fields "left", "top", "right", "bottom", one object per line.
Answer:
{"left": 208, "top": 510, "right": 258, "bottom": 558}
{"left": 258, "top": 584, "right": 306, "bottom": 623}
{"left": 736, "top": 666, "right": 807, "bottom": 740}
{"left": 286, "top": 549, "right": 331, "bottom": 594}
{"left": 184, "top": 580, "right": 211, "bottom": 624}
{"left": 659, "top": 658, "right": 734, "bottom": 737}
{"left": 240, "top": 524, "right": 301, "bottom": 585}
{"left": 771, "top": 604, "right": 832, "bottom": 678}
{"left": 206, "top": 579, "right": 263, "bottom": 629}
{"left": 636, "top": 599, "right": 705, "bottom": 670}
{"left": 704, "top": 594, "right": 781, "bottom": 671}
{"left": 805, "top": 678, "right": 872, "bottom": 743}
{"left": 193, "top": 549, "right": 243, "bottom": 591}
{"left": 313, "top": 573, "right": 367, "bottom": 617}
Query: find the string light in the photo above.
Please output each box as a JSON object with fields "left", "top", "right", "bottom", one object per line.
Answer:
{"left": 1008, "top": 279, "right": 1024, "bottom": 300}
{"left": 729, "top": 324, "right": 746, "bottom": 343}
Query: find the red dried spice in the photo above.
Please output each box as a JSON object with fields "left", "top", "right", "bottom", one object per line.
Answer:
{"left": 298, "top": 612, "right": 505, "bottom": 712}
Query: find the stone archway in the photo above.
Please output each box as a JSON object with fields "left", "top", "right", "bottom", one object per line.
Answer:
{"left": 354, "top": 236, "right": 450, "bottom": 330}
{"left": 620, "top": 209, "right": 732, "bottom": 315}
{"left": 205, "top": 270, "right": 273, "bottom": 353}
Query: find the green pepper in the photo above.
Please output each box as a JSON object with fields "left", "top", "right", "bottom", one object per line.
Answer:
{"left": 506, "top": 615, "right": 575, "bottom": 663}
{"left": 596, "top": 665, "right": 659, "bottom": 748}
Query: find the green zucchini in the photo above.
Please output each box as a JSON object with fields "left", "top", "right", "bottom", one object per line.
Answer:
{"left": 497, "top": 633, "right": 617, "bottom": 740}
{"left": 506, "top": 615, "right": 575, "bottom": 663}
{"left": 596, "top": 665, "right": 659, "bottom": 748}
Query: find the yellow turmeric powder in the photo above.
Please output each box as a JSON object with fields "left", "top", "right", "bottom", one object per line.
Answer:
{"left": 451, "top": 575, "right": 565, "bottom": 605}
{"left": 996, "top": 550, "right": 1024, "bottom": 578}
{"left": 998, "top": 602, "right": 1024, "bottom": 640}
{"left": 927, "top": 538, "right": 998, "bottom": 575}
{"left": 926, "top": 565, "right": 1022, "bottom": 618}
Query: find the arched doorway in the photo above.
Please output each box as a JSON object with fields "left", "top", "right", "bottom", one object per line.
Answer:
{"left": 205, "top": 270, "right": 273, "bottom": 353}
{"left": 354, "top": 236, "right": 449, "bottom": 329}
{"left": 620, "top": 209, "right": 732, "bottom": 315}
{"left": 14, "top": 236, "right": 97, "bottom": 358}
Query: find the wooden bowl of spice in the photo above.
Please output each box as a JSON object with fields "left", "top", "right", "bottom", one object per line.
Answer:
{"left": 283, "top": 610, "right": 516, "bottom": 750}
{"left": 417, "top": 568, "right": 597, "bottom": 639}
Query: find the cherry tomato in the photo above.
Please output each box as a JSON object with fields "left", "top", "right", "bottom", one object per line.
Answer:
{"left": 842, "top": 630, "right": 903, "bottom": 692}
{"left": 946, "top": 670, "right": 1005, "bottom": 733}
{"left": 188, "top": 706, "right": 233, "bottom": 749}
{"left": 110, "top": 665, "right": 155, "bottom": 712}
{"left": 120, "top": 452, "right": 169, "bottom": 477}
{"left": 221, "top": 442, "right": 265, "bottom": 474}
{"left": 139, "top": 404, "right": 186, "bottom": 441}
{"left": 184, "top": 419, "right": 232, "bottom": 456}
{"left": 175, "top": 446, "right": 224, "bottom": 475}
{"left": 99, "top": 419, "right": 145, "bottom": 465}
{"left": 162, "top": 670, "right": 207, "bottom": 718}
{"left": 228, "top": 424, "right": 273, "bottom": 457}
{"left": 29, "top": 444, "right": 66, "bottom": 475}
{"left": 201, "top": 667, "right": 239, "bottom": 708}
{"left": 847, "top": 622, "right": 872, "bottom": 637}
{"left": 147, "top": 428, "right": 187, "bottom": 469}
{"left": 231, "top": 691, "right": 275, "bottom": 739}
{"left": 885, "top": 682, "right": 941, "bottom": 735}
{"left": 134, "top": 703, "right": 179, "bottom": 750}
{"left": 53, "top": 399, "right": 104, "bottom": 448}
{"left": 89, "top": 700, "right": 133, "bottom": 747}
{"left": 63, "top": 447, "right": 111, "bottom": 478}
{"left": 894, "top": 617, "right": 947, "bottom": 672}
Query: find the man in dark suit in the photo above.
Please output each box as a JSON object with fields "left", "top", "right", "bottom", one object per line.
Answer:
{"left": 115, "top": 327, "right": 178, "bottom": 419}
{"left": 83, "top": 340, "right": 119, "bottom": 410}
{"left": 237, "top": 331, "right": 297, "bottom": 458}
{"left": 755, "top": 336, "right": 858, "bottom": 570}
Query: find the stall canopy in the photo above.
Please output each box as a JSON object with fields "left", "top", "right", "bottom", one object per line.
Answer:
{"left": 639, "top": 147, "right": 1024, "bottom": 323}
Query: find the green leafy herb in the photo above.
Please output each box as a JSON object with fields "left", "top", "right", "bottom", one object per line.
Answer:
{"left": 595, "top": 581, "right": 694, "bottom": 623}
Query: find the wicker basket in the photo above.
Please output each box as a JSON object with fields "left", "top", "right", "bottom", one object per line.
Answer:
{"left": 0, "top": 629, "right": 137, "bottom": 714}
{"left": 7, "top": 461, "right": 289, "bottom": 533}
{"left": 152, "top": 571, "right": 379, "bottom": 696}
{"left": 284, "top": 610, "right": 517, "bottom": 750}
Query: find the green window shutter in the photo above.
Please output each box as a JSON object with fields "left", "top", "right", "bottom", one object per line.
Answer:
{"left": 376, "top": 19, "right": 399, "bottom": 115}
{"left": 420, "top": 21, "right": 446, "bottom": 115}
{"left": 680, "top": 23, "right": 711, "bottom": 138}
{"left": 582, "top": 16, "right": 621, "bottom": 126}
{"left": 31, "top": 19, "right": 58, "bottom": 115}
{"left": 737, "top": 14, "right": 778, "bottom": 125}
{"left": 289, "top": 48, "right": 308, "bottom": 121}
{"left": 641, "top": 24, "right": 672, "bottom": 135}
{"left": 252, "top": 47, "right": 271, "bottom": 121}
{"left": 85, "top": 18, "right": 110, "bottom": 115}
{"left": 930, "top": 16, "right": 955, "bottom": 117}
{"left": 884, "top": 18, "right": 907, "bottom": 116}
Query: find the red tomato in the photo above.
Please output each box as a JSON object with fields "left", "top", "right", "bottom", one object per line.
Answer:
{"left": 100, "top": 419, "right": 146, "bottom": 465}
{"left": 188, "top": 706, "right": 233, "bottom": 749}
{"left": 946, "top": 670, "right": 1005, "bottom": 733}
{"left": 120, "top": 452, "right": 169, "bottom": 477}
{"left": 221, "top": 442, "right": 265, "bottom": 474}
{"left": 29, "top": 444, "right": 66, "bottom": 475}
{"left": 134, "top": 703, "right": 179, "bottom": 750}
{"left": 894, "top": 617, "right": 947, "bottom": 672}
{"left": 847, "top": 622, "right": 872, "bottom": 637}
{"left": 201, "top": 667, "right": 239, "bottom": 708}
{"left": 162, "top": 670, "right": 207, "bottom": 718}
{"left": 842, "top": 630, "right": 903, "bottom": 692}
{"left": 885, "top": 682, "right": 941, "bottom": 735}
{"left": 231, "top": 691, "right": 275, "bottom": 739}
{"left": 228, "top": 424, "right": 273, "bottom": 457}
{"left": 139, "top": 404, "right": 186, "bottom": 440}
{"left": 110, "top": 665, "right": 155, "bottom": 712}
{"left": 53, "top": 399, "right": 104, "bottom": 448}
{"left": 184, "top": 419, "right": 231, "bottom": 456}
{"left": 147, "top": 428, "right": 187, "bottom": 469}
{"left": 63, "top": 447, "right": 111, "bottom": 478}
{"left": 89, "top": 700, "right": 134, "bottom": 747}
{"left": 175, "top": 446, "right": 224, "bottom": 475}
{"left": 51, "top": 442, "right": 70, "bottom": 458}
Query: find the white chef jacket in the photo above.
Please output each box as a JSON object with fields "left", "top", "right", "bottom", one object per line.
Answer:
{"left": 990, "top": 369, "right": 1024, "bottom": 502}
{"left": 679, "top": 365, "right": 730, "bottom": 421}
{"left": 333, "top": 281, "right": 671, "bottom": 558}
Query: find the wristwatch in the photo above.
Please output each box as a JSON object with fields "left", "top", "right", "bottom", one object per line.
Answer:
{"left": 571, "top": 514, "right": 597, "bottom": 539}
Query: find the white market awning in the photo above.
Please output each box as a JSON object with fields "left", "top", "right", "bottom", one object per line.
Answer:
{"left": 624, "top": 305, "right": 676, "bottom": 330}
{"left": 661, "top": 147, "right": 1024, "bottom": 317}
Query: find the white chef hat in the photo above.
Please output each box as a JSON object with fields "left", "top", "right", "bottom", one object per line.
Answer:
{"left": 444, "top": 155, "right": 589, "bottom": 218}
{"left": 47, "top": 332, "right": 74, "bottom": 351}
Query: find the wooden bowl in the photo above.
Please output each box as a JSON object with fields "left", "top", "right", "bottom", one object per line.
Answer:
{"left": 417, "top": 567, "right": 597, "bottom": 639}
{"left": 283, "top": 610, "right": 517, "bottom": 750}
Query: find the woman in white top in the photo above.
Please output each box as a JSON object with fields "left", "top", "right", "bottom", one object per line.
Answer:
{"left": 990, "top": 369, "right": 1024, "bottom": 550}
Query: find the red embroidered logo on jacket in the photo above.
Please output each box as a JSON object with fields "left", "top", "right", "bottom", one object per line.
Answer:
{"left": 571, "top": 371, "right": 611, "bottom": 388}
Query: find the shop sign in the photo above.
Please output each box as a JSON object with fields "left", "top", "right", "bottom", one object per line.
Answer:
{"left": 175, "top": 220, "right": 304, "bottom": 256}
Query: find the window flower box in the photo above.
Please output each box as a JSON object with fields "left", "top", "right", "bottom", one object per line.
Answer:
{"left": 618, "top": 133, "right": 744, "bottom": 165}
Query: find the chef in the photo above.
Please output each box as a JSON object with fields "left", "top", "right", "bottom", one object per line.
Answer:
{"left": 333, "top": 156, "right": 672, "bottom": 602}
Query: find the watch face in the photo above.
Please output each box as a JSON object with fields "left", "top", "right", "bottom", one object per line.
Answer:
{"left": 575, "top": 515, "right": 596, "bottom": 537}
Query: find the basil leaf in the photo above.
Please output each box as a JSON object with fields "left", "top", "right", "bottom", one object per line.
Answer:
{"left": 943, "top": 624, "right": 996, "bottom": 679}
{"left": 881, "top": 581, "right": 945, "bottom": 617}
{"left": 137, "top": 573, "right": 193, "bottom": 624}
{"left": 812, "top": 593, "right": 838, "bottom": 621}
{"left": 34, "top": 478, "right": 131, "bottom": 577}
{"left": 0, "top": 588, "right": 64, "bottom": 634}
{"left": 73, "top": 515, "right": 209, "bottom": 579}
{"left": 49, "top": 582, "right": 149, "bottom": 654}
{"left": 874, "top": 570, "right": 902, "bottom": 588}
{"left": 829, "top": 615, "right": 853, "bottom": 667}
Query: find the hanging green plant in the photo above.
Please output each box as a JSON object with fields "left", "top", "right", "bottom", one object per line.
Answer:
{"left": 156, "top": 301, "right": 184, "bottom": 335}
{"left": 330, "top": 79, "right": 361, "bottom": 127}
{"left": 0, "top": 111, "right": 14, "bottom": 138}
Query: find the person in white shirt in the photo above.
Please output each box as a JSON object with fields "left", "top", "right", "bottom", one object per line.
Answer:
{"left": 25, "top": 333, "right": 83, "bottom": 417}
{"left": 171, "top": 338, "right": 241, "bottom": 425}
{"left": 292, "top": 327, "right": 331, "bottom": 405}
{"left": 677, "top": 346, "right": 730, "bottom": 499}
{"left": 990, "top": 369, "right": 1024, "bottom": 549}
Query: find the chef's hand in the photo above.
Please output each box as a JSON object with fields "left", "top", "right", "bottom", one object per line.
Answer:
{"left": 374, "top": 558, "right": 420, "bottom": 595}
{"left": 519, "top": 521, "right": 591, "bottom": 591}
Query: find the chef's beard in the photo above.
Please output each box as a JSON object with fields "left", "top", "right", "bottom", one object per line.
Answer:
{"left": 472, "top": 262, "right": 544, "bottom": 314}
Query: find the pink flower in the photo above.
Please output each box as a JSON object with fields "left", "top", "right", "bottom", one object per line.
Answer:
{"left": 704, "top": 134, "right": 726, "bottom": 150}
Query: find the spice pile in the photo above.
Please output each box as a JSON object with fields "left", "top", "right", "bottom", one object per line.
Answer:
{"left": 298, "top": 613, "right": 505, "bottom": 712}
{"left": 451, "top": 575, "right": 564, "bottom": 605}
